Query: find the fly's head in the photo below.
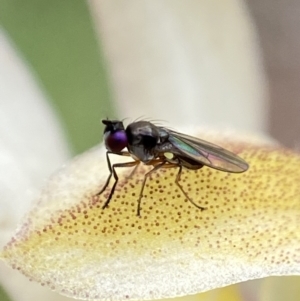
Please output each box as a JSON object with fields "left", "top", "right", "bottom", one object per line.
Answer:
{"left": 102, "top": 119, "right": 128, "bottom": 152}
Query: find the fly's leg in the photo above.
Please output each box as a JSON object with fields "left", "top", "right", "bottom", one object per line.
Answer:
{"left": 95, "top": 151, "right": 131, "bottom": 196}
{"left": 102, "top": 160, "right": 138, "bottom": 210}
{"left": 175, "top": 164, "right": 206, "bottom": 211}
{"left": 136, "top": 161, "right": 166, "bottom": 217}
{"left": 95, "top": 151, "right": 114, "bottom": 197}
{"left": 126, "top": 162, "right": 140, "bottom": 180}
{"left": 95, "top": 151, "right": 138, "bottom": 209}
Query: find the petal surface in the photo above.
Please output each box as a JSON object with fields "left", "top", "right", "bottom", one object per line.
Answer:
{"left": 1, "top": 134, "right": 300, "bottom": 300}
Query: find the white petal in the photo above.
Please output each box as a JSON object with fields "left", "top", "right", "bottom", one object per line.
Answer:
{"left": 0, "top": 29, "right": 73, "bottom": 301}
{"left": 0, "top": 30, "right": 70, "bottom": 239}
{"left": 89, "top": 0, "right": 267, "bottom": 132}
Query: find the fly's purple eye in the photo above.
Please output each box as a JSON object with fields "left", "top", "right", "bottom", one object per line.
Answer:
{"left": 104, "top": 130, "right": 128, "bottom": 152}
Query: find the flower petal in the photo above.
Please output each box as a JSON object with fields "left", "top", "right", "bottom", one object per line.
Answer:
{"left": 0, "top": 29, "right": 73, "bottom": 301}
{"left": 90, "top": 1, "right": 267, "bottom": 132}
{"left": 1, "top": 133, "right": 300, "bottom": 300}
{"left": 0, "top": 29, "right": 70, "bottom": 243}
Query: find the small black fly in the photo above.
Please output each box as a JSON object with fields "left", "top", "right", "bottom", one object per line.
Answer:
{"left": 96, "top": 119, "right": 249, "bottom": 216}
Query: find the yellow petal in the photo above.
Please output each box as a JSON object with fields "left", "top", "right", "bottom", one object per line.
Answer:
{"left": 1, "top": 133, "right": 300, "bottom": 300}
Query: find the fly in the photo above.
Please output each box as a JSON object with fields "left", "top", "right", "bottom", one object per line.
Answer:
{"left": 96, "top": 119, "right": 249, "bottom": 216}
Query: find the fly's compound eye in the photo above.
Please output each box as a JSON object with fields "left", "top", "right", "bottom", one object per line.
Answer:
{"left": 104, "top": 130, "right": 128, "bottom": 152}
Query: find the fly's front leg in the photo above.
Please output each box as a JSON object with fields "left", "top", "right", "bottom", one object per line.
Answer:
{"left": 95, "top": 151, "right": 131, "bottom": 196}
{"left": 102, "top": 160, "right": 139, "bottom": 210}
{"left": 175, "top": 164, "right": 206, "bottom": 211}
{"left": 95, "top": 151, "right": 114, "bottom": 197}
{"left": 95, "top": 151, "right": 136, "bottom": 208}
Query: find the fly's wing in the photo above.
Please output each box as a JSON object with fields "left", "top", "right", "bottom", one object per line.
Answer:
{"left": 165, "top": 129, "right": 249, "bottom": 173}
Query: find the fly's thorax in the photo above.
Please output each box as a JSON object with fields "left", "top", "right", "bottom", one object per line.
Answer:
{"left": 125, "top": 121, "right": 160, "bottom": 162}
{"left": 153, "top": 140, "right": 174, "bottom": 157}
{"left": 127, "top": 145, "right": 155, "bottom": 163}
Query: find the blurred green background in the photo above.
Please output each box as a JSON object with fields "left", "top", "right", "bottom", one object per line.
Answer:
{"left": 0, "top": 284, "right": 10, "bottom": 301}
{"left": 0, "top": 0, "right": 114, "bottom": 155}
{"left": 1, "top": 2, "right": 111, "bottom": 299}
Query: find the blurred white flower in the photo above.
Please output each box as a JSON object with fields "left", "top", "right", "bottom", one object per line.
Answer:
{"left": 0, "top": 29, "right": 77, "bottom": 301}
{"left": 89, "top": 0, "right": 267, "bottom": 133}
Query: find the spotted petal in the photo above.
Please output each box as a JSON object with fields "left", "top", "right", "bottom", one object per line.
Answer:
{"left": 1, "top": 133, "right": 300, "bottom": 300}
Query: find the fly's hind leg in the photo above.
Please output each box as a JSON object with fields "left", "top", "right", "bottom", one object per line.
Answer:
{"left": 175, "top": 164, "right": 206, "bottom": 211}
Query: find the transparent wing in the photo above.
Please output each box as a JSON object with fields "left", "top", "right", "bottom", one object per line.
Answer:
{"left": 165, "top": 129, "right": 249, "bottom": 173}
